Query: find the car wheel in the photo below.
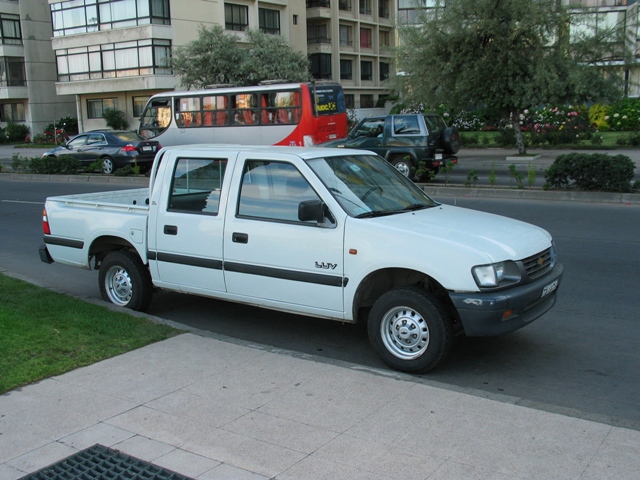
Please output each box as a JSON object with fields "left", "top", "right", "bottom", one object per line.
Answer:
{"left": 368, "top": 286, "right": 453, "bottom": 373}
{"left": 390, "top": 156, "right": 416, "bottom": 180}
{"left": 102, "top": 156, "right": 115, "bottom": 174}
{"left": 99, "top": 250, "right": 153, "bottom": 311}
{"left": 442, "top": 126, "right": 461, "bottom": 154}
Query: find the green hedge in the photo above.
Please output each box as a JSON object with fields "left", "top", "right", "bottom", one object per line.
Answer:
{"left": 544, "top": 153, "right": 635, "bottom": 192}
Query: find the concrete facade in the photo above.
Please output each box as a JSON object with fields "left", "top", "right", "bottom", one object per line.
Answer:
{"left": 0, "top": 0, "right": 75, "bottom": 139}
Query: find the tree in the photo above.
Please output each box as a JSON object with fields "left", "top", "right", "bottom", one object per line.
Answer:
{"left": 102, "top": 108, "right": 129, "bottom": 130}
{"left": 171, "top": 25, "right": 311, "bottom": 89}
{"left": 395, "top": 0, "right": 628, "bottom": 153}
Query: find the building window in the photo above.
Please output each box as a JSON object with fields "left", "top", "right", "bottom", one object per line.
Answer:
{"left": 345, "top": 94, "right": 355, "bottom": 109}
{"left": 0, "top": 57, "right": 26, "bottom": 87}
{"left": 308, "top": 23, "right": 330, "bottom": 44}
{"left": 133, "top": 96, "right": 150, "bottom": 117}
{"left": 360, "top": 28, "right": 372, "bottom": 49}
{"left": 339, "top": 1, "right": 352, "bottom": 12}
{"left": 306, "top": 0, "right": 330, "bottom": 7}
{"left": 259, "top": 8, "right": 280, "bottom": 35}
{"left": 0, "top": 103, "right": 25, "bottom": 122}
{"left": 360, "top": 94, "right": 374, "bottom": 108}
{"left": 380, "top": 30, "right": 391, "bottom": 47}
{"left": 225, "top": 3, "right": 249, "bottom": 31}
{"left": 56, "top": 39, "right": 172, "bottom": 82}
{"left": 339, "top": 25, "right": 353, "bottom": 46}
{"left": 87, "top": 98, "right": 117, "bottom": 119}
{"left": 310, "top": 53, "right": 332, "bottom": 80}
{"left": 380, "top": 62, "right": 389, "bottom": 81}
{"left": 0, "top": 14, "right": 21, "bottom": 45}
{"left": 361, "top": 60, "right": 373, "bottom": 81}
{"left": 359, "top": 0, "right": 372, "bottom": 15}
{"left": 50, "top": 0, "right": 171, "bottom": 37}
{"left": 379, "top": 0, "right": 389, "bottom": 18}
{"left": 340, "top": 59, "right": 353, "bottom": 80}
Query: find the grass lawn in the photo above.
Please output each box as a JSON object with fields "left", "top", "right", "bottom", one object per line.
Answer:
{"left": 0, "top": 273, "right": 182, "bottom": 394}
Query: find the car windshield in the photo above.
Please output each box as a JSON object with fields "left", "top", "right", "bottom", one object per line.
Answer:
{"left": 306, "top": 154, "right": 438, "bottom": 218}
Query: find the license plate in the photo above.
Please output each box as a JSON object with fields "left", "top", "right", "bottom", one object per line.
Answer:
{"left": 541, "top": 279, "right": 558, "bottom": 297}
{"left": 142, "top": 146, "right": 152, "bottom": 151}
{"left": 435, "top": 153, "right": 443, "bottom": 160}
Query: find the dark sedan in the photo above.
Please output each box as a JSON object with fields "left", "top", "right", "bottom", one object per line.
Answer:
{"left": 42, "top": 130, "right": 161, "bottom": 174}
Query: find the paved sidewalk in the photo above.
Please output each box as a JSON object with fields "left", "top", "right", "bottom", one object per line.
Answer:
{"left": 1, "top": 330, "right": 639, "bottom": 480}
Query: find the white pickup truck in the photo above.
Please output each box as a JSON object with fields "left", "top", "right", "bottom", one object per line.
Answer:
{"left": 40, "top": 145, "right": 563, "bottom": 373}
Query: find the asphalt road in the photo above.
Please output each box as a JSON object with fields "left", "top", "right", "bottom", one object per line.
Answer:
{"left": 1, "top": 177, "right": 639, "bottom": 431}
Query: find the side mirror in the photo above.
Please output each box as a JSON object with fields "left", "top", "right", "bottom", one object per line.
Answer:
{"left": 298, "top": 199, "right": 325, "bottom": 223}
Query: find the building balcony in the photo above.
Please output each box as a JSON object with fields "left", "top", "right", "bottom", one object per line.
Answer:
{"left": 307, "top": 0, "right": 332, "bottom": 19}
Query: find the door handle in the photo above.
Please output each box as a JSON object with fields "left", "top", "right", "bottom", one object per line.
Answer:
{"left": 232, "top": 232, "right": 248, "bottom": 244}
{"left": 164, "top": 225, "right": 178, "bottom": 235}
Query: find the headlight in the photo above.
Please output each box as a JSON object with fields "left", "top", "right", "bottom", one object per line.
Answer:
{"left": 472, "top": 261, "right": 521, "bottom": 288}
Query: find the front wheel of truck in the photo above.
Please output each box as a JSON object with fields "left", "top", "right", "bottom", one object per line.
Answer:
{"left": 368, "top": 286, "right": 453, "bottom": 373}
{"left": 99, "top": 250, "right": 153, "bottom": 311}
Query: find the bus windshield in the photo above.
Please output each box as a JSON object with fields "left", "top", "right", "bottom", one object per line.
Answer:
{"left": 139, "top": 98, "right": 171, "bottom": 139}
{"left": 314, "top": 84, "right": 346, "bottom": 116}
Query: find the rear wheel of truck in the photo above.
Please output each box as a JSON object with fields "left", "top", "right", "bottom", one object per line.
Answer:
{"left": 368, "top": 286, "right": 453, "bottom": 373}
{"left": 99, "top": 250, "right": 153, "bottom": 311}
{"left": 390, "top": 156, "right": 416, "bottom": 180}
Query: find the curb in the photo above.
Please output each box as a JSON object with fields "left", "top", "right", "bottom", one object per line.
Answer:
{"left": 2, "top": 172, "right": 640, "bottom": 204}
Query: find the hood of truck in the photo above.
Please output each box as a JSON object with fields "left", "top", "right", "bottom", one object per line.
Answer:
{"left": 367, "top": 203, "right": 552, "bottom": 263}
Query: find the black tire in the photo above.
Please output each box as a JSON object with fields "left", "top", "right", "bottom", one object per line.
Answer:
{"left": 99, "top": 250, "right": 153, "bottom": 311}
{"left": 442, "top": 126, "right": 460, "bottom": 154}
{"left": 390, "top": 156, "right": 416, "bottom": 180}
{"left": 368, "top": 286, "right": 453, "bottom": 373}
{"left": 102, "top": 156, "right": 116, "bottom": 174}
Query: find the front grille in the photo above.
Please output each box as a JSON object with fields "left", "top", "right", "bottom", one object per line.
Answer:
{"left": 522, "top": 248, "right": 553, "bottom": 279}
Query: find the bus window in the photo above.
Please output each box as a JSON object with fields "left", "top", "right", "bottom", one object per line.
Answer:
{"left": 274, "top": 91, "right": 301, "bottom": 125}
{"left": 176, "top": 97, "right": 202, "bottom": 127}
{"left": 232, "top": 94, "right": 257, "bottom": 125}
{"left": 139, "top": 98, "right": 171, "bottom": 139}
{"left": 203, "top": 95, "right": 228, "bottom": 126}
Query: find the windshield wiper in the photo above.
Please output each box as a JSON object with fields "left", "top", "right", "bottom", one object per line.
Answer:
{"left": 402, "top": 204, "right": 434, "bottom": 211}
{"left": 355, "top": 210, "right": 398, "bottom": 219}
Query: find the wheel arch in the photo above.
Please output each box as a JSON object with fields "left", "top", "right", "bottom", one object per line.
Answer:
{"left": 88, "top": 235, "right": 145, "bottom": 269}
{"left": 386, "top": 150, "right": 418, "bottom": 166}
{"left": 352, "top": 267, "right": 461, "bottom": 333}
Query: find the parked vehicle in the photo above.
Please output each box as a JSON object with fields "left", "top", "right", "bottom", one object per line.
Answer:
{"left": 42, "top": 130, "right": 161, "bottom": 174}
{"left": 39, "top": 145, "right": 562, "bottom": 373}
{"left": 318, "top": 113, "right": 460, "bottom": 180}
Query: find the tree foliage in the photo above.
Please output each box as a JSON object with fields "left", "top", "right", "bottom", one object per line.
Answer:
{"left": 395, "top": 0, "right": 628, "bottom": 152}
{"left": 171, "top": 26, "right": 311, "bottom": 89}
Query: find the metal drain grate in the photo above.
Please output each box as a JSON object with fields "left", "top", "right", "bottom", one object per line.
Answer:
{"left": 19, "top": 444, "right": 194, "bottom": 480}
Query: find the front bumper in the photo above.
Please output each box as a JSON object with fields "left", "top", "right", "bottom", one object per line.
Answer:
{"left": 448, "top": 263, "right": 564, "bottom": 337}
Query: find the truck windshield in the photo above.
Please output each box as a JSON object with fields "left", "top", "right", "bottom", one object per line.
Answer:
{"left": 306, "top": 154, "right": 438, "bottom": 217}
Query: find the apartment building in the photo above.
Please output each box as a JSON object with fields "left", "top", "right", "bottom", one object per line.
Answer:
{"left": 0, "top": 0, "right": 75, "bottom": 138}
{"left": 306, "top": 0, "right": 395, "bottom": 110}
{"left": 47, "top": 0, "right": 394, "bottom": 133}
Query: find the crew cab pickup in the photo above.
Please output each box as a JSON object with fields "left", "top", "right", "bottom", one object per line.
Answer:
{"left": 40, "top": 145, "right": 562, "bottom": 373}
{"left": 318, "top": 113, "right": 460, "bottom": 180}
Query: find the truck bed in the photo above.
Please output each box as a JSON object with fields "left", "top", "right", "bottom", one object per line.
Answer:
{"left": 46, "top": 187, "right": 150, "bottom": 211}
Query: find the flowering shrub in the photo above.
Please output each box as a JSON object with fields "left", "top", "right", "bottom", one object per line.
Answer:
{"left": 603, "top": 98, "right": 640, "bottom": 131}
